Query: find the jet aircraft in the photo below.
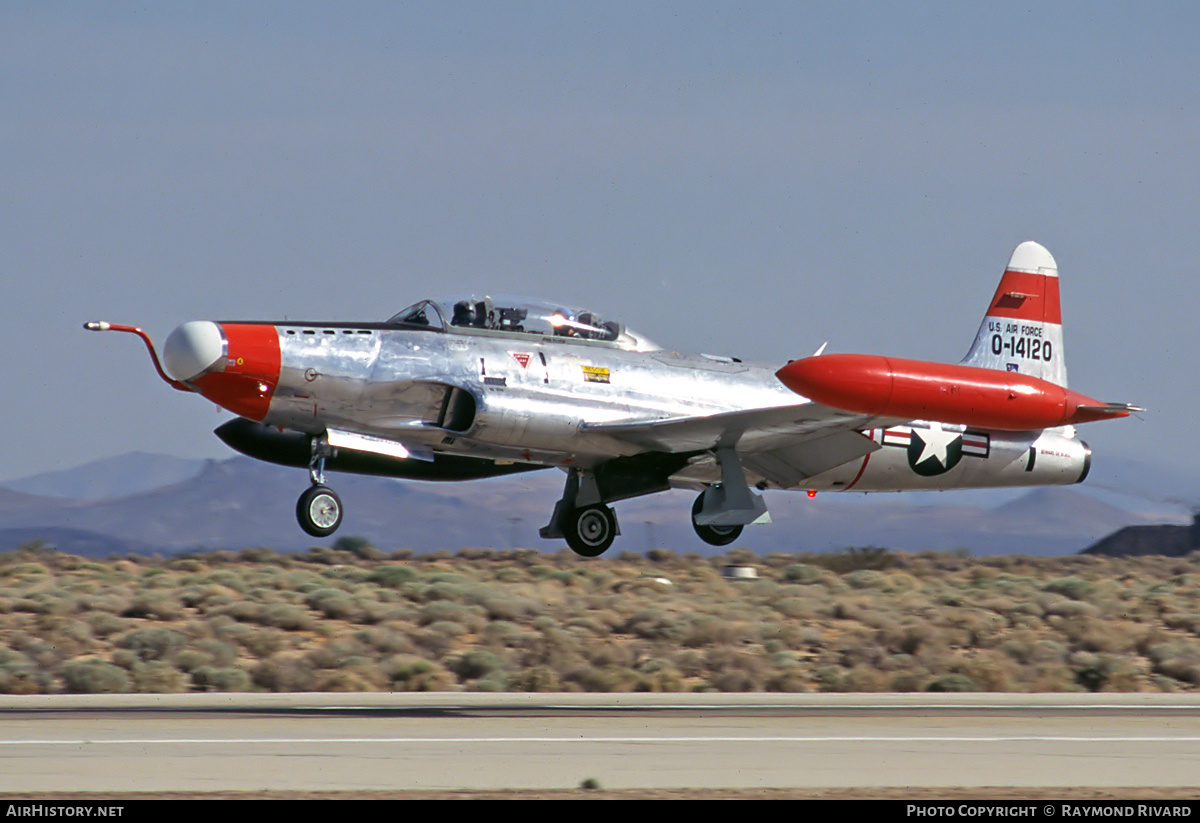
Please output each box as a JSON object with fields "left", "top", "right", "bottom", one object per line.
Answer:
{"left": 87, "top": 241, "right": 1138, "bottom": 556}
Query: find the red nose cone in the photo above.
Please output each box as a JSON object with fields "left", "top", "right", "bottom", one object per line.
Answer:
{"left": 191, "top": 324, "right": 281, "bottom": 420}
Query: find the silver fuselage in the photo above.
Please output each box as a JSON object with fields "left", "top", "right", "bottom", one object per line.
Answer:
{"left": 257, "top": 320, "right": 1090, "bottom": 493}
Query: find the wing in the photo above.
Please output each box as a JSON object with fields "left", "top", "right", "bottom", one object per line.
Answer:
{"left": 580, "top": 403, "right": 907, "bottom": 489}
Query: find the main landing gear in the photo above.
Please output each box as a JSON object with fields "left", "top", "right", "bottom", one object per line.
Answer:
{"left": 561, "top": 504, "right": 618, "bottom": 557}
{"left": 296, "top": 435, "right": 344, "bottom": 538}
{"left": 541, "top": 451, "right": 770, "bottom": 556}
{"left": 690, "top": 491, "right": 743, "bottom": 546}
{"left": 540, "top": 469, "right": 620, "bottom": 557}
{"left": 688, "top": 448, "right": 767, "bottom": 546}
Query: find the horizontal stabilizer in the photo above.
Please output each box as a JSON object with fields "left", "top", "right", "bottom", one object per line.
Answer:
{"left": 1074, "top": 402, "right": 1145, "bottom": 422}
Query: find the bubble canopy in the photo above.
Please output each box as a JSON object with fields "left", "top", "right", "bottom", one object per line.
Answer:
{"left": 386, "top": 296, "right": 660, "bottom": 352}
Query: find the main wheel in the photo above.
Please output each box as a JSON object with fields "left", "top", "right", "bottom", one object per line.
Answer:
{"left": 691, "top": 491, "right": 743, "bottom": 546}
{"left": 297, "top": 485, "right": 343, "bottom": 538}
{"left": 563, "top": 504, "right": 617, "bottom": 557}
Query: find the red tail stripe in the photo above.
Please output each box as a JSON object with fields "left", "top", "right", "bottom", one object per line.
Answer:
{"left": 985, "top": 270, "right": 1062, "bottom": 324}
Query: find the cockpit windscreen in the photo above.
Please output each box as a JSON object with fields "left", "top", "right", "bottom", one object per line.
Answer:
{"left": 387, "top": 297, "right": 659, "bottom": 352}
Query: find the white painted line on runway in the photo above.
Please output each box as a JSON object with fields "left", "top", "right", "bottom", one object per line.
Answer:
{"left": 4, "top": 736, "right": 1200, "bottom": 746}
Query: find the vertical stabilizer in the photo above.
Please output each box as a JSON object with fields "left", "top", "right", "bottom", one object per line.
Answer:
{"left": 961, "top": 241, "right": 1067, "bottom": 387}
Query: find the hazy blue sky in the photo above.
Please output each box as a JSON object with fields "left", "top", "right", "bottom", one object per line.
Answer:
{"left": 4, "top": 3, "right": 1196, "bottom": 488}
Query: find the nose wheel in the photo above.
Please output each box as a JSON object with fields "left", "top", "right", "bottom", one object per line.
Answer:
{"left": 297, "top": 484, "right": 343, "bottom": 538}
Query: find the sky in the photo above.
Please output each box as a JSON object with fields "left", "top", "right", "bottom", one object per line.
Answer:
{"left": 3, "top": 2, "right": 1198, "bottom": 493}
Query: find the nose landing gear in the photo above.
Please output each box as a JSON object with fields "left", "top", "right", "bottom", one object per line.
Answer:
{"left": 297, "top": 484, "right": 343, "bottom": 537}
{"left": 296, "top": 434, "right": 343, "bottom": 538}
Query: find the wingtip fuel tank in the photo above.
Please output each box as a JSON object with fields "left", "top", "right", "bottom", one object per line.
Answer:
{"left": 775, "top": 353, "right": 1132, "bottom": 431}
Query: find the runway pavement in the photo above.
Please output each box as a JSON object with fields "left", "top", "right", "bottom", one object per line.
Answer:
{"left": 1, "top": 693, "right": 1199, "bottom": 795}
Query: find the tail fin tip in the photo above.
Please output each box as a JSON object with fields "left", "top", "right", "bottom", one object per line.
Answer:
{"left": 1008, "top": 240, "right": 1058, "bottom": 276}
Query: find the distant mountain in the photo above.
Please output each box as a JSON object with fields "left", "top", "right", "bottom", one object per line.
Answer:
{"left": 0, "top": 457, "right": 563, "bottom": 555}
{"left": 1, "top": 452, "right": 206, "bottom": 500}
{"left": 755, "top": 485, "right": 1177, "bottom": 557}
{"left": 988, "top": 486, "right": 1142, "bottom": 536}
{"left": 0, "top": 526, "right": 164, "bottom": 557}
{"left": 0, "top": 452, "right": 1186, "bottom": 558}
{"left": 1077, "top": 455, "right": 1200, "bottom": 518}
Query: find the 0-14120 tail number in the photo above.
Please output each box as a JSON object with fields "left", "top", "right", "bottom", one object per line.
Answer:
{"left": 991, "top": 334, "right": 1052, "bottom": 361}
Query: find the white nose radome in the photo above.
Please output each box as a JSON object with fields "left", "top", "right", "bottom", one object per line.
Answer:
{"left": 162, "top": 321, "right": 226, "bottom": 382}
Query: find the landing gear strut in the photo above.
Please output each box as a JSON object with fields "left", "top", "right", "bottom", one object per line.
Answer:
{"left": 296, "top": 434, "right": 343, "bottom": 538}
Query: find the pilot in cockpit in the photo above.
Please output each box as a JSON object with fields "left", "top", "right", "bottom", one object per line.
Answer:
{"left": 451, "top": 300, "right": 474, "bottom": 327}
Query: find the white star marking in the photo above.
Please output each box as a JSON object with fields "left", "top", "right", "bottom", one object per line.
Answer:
{"left": 914, "top": 423, "right": 960, "bottom": 468}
